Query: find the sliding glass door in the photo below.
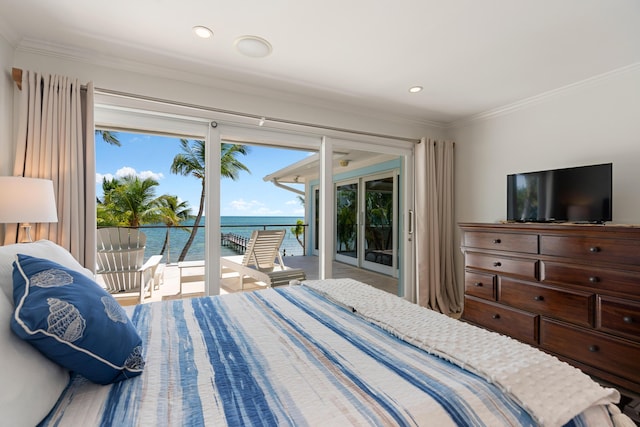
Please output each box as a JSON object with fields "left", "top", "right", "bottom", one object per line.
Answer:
{"left": 362, "top": 175, "right": 395, "bottom": 275}
{"left": 334, "top": 172, "right": 397, "bottom": 276}
{"left": 335, "top": 181, "right": 358, "bottom": 265}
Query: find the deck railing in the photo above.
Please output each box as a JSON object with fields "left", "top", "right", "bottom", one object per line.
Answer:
{"left": 97, "top": 222, "right": 309, "bottom": 263}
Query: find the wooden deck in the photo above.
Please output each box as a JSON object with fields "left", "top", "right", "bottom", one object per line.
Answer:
{"left": 106, "top": 256, "right": 399, "bottom": 305}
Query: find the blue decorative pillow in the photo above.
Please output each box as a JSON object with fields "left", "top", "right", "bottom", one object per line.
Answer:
{"left": 11, "top": 254, "right": 145, "bottom": 384}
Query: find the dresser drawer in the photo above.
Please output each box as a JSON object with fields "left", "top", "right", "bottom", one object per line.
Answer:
{"left": 462, "top": 296, "right": 538, "bottom": 345}
{"left": 500, "top": 278, "right": 593, "bottom": 327}
{"left": 463, "top": 231, "right": 538, "bottom": 254}
{"left": 541, "top": 261, "right": 640, "bottom": 298}
{"left": 466, "top": 252, "right": 538, "bottom": 280}
{"left": 464, "top": 271, "right": 496, "bottom": 300}
{"left": 597, "top": 296, "right": 640, "bottom": 340}
{"left": 540, "top": 318, "right": 640, "bottom": 385}
{"left": 540, "top": 235, "right": 640, "bottom": 265}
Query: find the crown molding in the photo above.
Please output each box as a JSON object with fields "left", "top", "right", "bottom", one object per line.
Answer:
{"left": 14, "top": 39, "right": 445, "bottom": 133}
{"left": 447, "top": 62, "right": 640, "bottom": 129}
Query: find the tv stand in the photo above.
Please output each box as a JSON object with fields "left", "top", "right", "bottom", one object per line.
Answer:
{"left": 459, "top": 222, "right": 640, "bottom": 398}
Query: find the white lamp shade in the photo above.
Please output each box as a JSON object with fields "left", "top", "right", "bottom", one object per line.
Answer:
{"left": 0, "top": 177, "right": 58, "bottom": 223}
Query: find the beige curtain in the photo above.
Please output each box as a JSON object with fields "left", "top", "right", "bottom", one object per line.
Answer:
{"left": 4, "top": 70, "right": 96, "bottom": 269}
{"left": 414, "top": 138, "right": 461, "bottom": 314}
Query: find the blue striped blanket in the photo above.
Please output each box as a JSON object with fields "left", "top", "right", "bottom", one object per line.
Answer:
{"left": 41, "top": 280, "right": 621, "bottom": 426}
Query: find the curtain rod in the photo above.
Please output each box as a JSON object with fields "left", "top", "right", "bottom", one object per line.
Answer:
{"left": 97, "top": 87, "right": 421, "bottom": 143}
{"left": 12, "top": 67, "right": 420, "bottom": 144}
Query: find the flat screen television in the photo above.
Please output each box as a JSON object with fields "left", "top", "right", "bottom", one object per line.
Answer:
{"left": 507, "top": 163, "right": 612, "bottom": 223}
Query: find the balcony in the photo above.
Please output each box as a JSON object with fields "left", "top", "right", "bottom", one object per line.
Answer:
{"left": 100, "top": 256, "right": 398, "bottom": 306}
{"left": 96, "top": 224, "right": 398, "bottom": 305}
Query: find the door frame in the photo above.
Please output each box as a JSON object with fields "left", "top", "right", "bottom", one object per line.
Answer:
{"left": 95, "top": 94, "right": 415, "bottom": 298}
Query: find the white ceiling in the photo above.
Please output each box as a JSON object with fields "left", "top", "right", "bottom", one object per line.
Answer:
{"left": 1, "top": 0, "right": 639, "bottom": 124}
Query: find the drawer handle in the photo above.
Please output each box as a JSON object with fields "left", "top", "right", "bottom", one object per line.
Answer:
{"left": 492, "top": 314, "right": 500, "bottom": 319}
{"left": 493, "top": 239, "right": 501, "bottom": 244}
{"left": 588, "top": 345, "right": 599, "bottom": 352}
{"left": 533, "top": 295, "right": 544, "bottom": 301}
{"left": 474, "top": 282, "right": 483, "bottom": 287}
{"left": 493, "top": 261, "right": 502, "bottom": 267}
{"left": 623, "top": 316, "right": 634, "bottom": 324}
{"left": 589, "top": 276, "right": 600, "bottom": 283}
{"left": 589, "top": 246, "right": 601, "bottom": 253}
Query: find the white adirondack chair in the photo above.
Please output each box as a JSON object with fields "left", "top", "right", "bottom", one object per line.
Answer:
{"left": 96, "top": 228, "right": 161, "bottom": 304}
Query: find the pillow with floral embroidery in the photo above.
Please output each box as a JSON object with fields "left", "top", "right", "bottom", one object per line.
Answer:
{"left": 11, "top": 254, "right": 145, "bottom": 384}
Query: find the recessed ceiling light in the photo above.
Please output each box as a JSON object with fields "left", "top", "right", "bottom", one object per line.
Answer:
{"left": 409, "top": 86, "right": 423, "bottom": 93}
{"left": 235, "top": 35, "right": 272, "bottom": 58}
{"left": 193, "top": 26, "right": 213, "bottom": 39}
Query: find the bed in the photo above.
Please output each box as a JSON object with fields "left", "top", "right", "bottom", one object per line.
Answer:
{"left": 0, "top": 241, "right": 633, "bottom": 427}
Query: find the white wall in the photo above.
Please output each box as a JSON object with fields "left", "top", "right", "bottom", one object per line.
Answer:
{"left": 448, "top": 64, "right": 640, "bottom": 289}
{"left": 0, "top": 34, "right": 14, "bottom": 176}
{"left": 450, "top": 65, "right": 640, "bottom": 225}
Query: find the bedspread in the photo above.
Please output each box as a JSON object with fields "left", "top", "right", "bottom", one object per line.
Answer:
{"left": 40, "top": 281, "right": 620, "bottom": 426}
{"left": 303, "top": 279, "right": 627, "bottom": 427}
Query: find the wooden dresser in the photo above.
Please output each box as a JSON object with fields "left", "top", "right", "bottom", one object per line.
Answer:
{"left": 459, "top": 222, "right": 640, "bottom": 397}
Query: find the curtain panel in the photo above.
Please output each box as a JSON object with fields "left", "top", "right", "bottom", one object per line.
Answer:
{"left": 414, "top": 138, "right": 461, "bottom": 314}
{"left": 4, "top": 70, "right": 96, "bottom": 269}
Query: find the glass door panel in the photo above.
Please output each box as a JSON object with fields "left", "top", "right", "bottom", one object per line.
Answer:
{"left": 362, "top": 176, "right": 395, "bottom": 275}
{"left": 335, "top": 182, "right": 358, "bottom": 264}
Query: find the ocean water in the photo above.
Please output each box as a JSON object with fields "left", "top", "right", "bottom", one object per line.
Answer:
{"left": 138, "top": 216, "right": 305, "bottom": 263}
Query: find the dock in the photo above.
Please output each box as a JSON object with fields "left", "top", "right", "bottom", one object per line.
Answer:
{"left": 221, "top": 233, "right": 249, "bottom": 252}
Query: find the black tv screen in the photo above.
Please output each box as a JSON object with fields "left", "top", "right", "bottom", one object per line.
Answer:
{"left": 507, "top": 163, "right": 612, "bottom": 223}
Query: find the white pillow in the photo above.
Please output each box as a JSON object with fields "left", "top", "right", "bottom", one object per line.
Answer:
{"left": 0, "top": 293, "right": 70, "bottom": 426}
{"left": 0, "top": 239, "right": 93, "bottom": 302}
{"left": 0, "top": 241, "right": 85, "bottom": 425}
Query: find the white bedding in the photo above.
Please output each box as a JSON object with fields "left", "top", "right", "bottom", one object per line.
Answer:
{"left": 304, "top": 279, "right": 627, "bottom": 427}
{"left": 33, "top": 279, "right": 631, "bottom": 426}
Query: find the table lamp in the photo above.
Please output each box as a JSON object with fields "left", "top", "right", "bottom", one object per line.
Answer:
{"left": 0, "top": 177, "right": 58, "bottom": 242}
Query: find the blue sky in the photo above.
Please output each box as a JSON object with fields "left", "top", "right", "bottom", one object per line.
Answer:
{"left": 95, "top": 132, "right": 310, "bottom": 216}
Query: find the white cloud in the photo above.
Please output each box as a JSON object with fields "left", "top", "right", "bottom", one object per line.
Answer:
{"left": 96, "top": 167, "right": 163, "bottom": 184}
{"left": 229, "top": 199, "right": 261, "bottom": 212}
{"left": 95, "top": 172, "right": 114, "bottom": 184}
{"left": 255, "top": 206, "right": 284, "bottom": 215}
{"left": 228, "top": 199, "right": 284, "bottom": 215}
{"left": 115, "top": 166, "right": 138, "bottom": 178}
{"left": 137, "top": 170, "right": 164, "bottom": 181}
{"left": 115, "top": 166, "right": 164, "bottom": 181}
{"left": 285, "top": 199, "right": 301, "bottom": 206}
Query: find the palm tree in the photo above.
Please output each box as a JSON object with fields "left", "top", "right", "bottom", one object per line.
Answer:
{"left": 96, "top": 203, "right": 121, "bottom": 227}
{"left": 156, "top": 195, "right": 192, "bottom": 263}
{"left": 290, "top": 219, "right": 305, "bottom": 255}
{"left": 97, "top": 176, "right": 121, "bottom": 204}
{"left": 103, "top": 175, "right": 161, "bottom": 227}
{"left": 220, "top": 142, "right": 251, "bottom": 180}
{"left": 171, "top": 139, "right": 250, "bottom": 262}
{"left": 97, "top": 177, "right": 124, "bottom": 225}
{"left": 290, "top": 196, "right": 306, "bottom": 255}
{"left": 95, "top": 130, "right": 121, "bottom": 146}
